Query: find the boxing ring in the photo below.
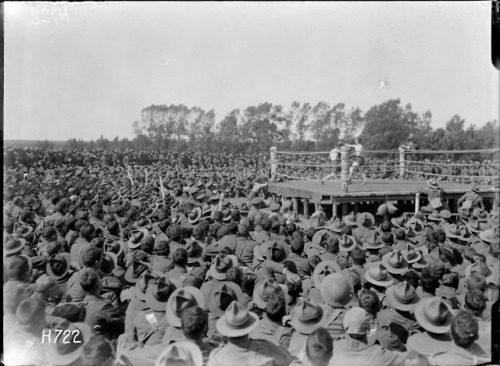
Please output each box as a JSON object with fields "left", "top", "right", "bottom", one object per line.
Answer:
{"left": 266, "top": 147, "right": 500, "bottom": 219}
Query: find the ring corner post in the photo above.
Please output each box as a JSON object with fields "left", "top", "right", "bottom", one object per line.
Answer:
{"left": 399, "top": 147, "right": 405, "bottom": 179}
{"left": 270, "top": 146, "right": 277, "bottom": 182}
{"left": 340, "top": 146, "right": 349, "bottom": 192}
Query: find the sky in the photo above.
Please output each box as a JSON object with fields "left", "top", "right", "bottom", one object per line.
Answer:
{"left": 4, "top": 1, "right": 499, "bottom": 141}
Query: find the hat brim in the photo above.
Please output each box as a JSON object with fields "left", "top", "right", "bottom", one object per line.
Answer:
{"left": 364, "top": 269, "right": 394, "bottom": 287}
{"left": 127, "top": 240, "right": 143, "bottom": 249}
{"left": 382, "top": 256, "right": 409, "bottom": 274}
{"left": 363, "top": 242, "right": 384, "bottom": 250}
{"left": 216, "top": 311, "right": 259, "bottom": 337}
{"left": 4, "top": 241, "right": 25, "bottom": 256}
{"left": 414, "top": 299, "right": 453, "bottom": 334}
{"left": 390, "top": 218, "right": 405, "bottom": 228}
{"left": 356, "top": 213, "right": 375, "bottom": 229}
{"left": 44, "top": 323, "right": 91, "bottom": 365}
{"left": 312, "top": 260, "right": 342, "bottom": 288}
{"left": 124, "top": 262, "right": 150, "bottom": 284}
{"left": 385, "top": 286, "right": 420, "bottom": 311}
{"left": 342, "top": 217, "right": 357, "bottom": 227}
{"left": 145, "top": 285, "right": 176, "bottom": 313}
{"left": 155, "top": 341, "right": 203, "bottom": 366}
{"left": 46, "top": 253, "right": 71, "bottom": 279}
{"left": 206, "top": 282, "right": 244, "bottom": 317}
{"left": 252, "top": 283, "right": 288, "bottom": 309}
{"left": 165, "top": 287, "right": 205, "bottom": 327}
{"left": 290, "top": 305, "right": 328, "bottom": 335}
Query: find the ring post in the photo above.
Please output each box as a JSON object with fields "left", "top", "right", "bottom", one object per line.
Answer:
{"left": 399, "top": 147, "right": 405, "bottom": 179}
{"left": 270, "top": 146, "right": 277, "bottom": 182}
{"left": 340, "top": 146, "right": 349, "bottom": 192}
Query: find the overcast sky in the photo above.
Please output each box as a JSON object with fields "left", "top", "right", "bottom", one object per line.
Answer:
{"left": 4, "top": 2, "right": 499, "bottom": 141}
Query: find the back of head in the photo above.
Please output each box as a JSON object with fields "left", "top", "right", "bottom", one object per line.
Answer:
{"left": 181, "top": 306, "right": 208, "bottom": 341}
{"left": 226, "top": 267, "right": 243, "bottom": 287}
{"left": 450, "top": 311, "right": 479, "bottom": 348}
{"left": 394, "top": 228, "right": 405, "bottom": 240}
{"left": 261, "top": 217, "right": 272, "bottom": 231}
{"left": 265, "top": 289, "right": 287, "bottom": 323}
{"left": 306, "top": 327, "right": 333, "bottom": 366}
{"left": 359, "top": 290, "right": 381, "bottom": 314}
{"left": 325, "top": 237, "right": 339, "bottom": 254}
{"left": 420, "top": 267, "right": 440, "bottom": 294}
{"left": 80, "top": 268, "right": 100, "bottom": 293}
{"left": 81, "top": 245, "right": 103, "bottom": 268}
{"left": 79, "top": 335, "right": 115, "bottom": 366}
{"left": 227, "top": 221, "right": 238, "bottom": 235}
{"left": 6, "top": 255, "right": 31, "bottom": 281}
{"left": 464, "top": 288, "right": 487, "bottom": 316}
{"left": 173, "top": 247, "right": 188, "bottom": 267}
{"left": 466, "top": 272, "right": 487, "bottom": 292}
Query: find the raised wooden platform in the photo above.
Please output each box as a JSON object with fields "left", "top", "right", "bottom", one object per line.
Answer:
{"left": 267, "top": 179, "right": 498, "bottom": 218}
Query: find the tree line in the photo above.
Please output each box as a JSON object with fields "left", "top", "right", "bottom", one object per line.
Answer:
{"left": 61, "top": 99, "right": 498, "bottom": 155}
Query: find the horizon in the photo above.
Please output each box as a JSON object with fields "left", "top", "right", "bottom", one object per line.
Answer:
{"left": 4, "top": 2, "right": 499, "bottom": 141}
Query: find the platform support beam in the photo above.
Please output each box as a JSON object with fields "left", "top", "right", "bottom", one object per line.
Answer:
{"left": 270, "top": 146, "right": 277, "bottom": 182}
{"left": 332, "top": 197, "right": 338, "bottom": 218}
{"left": 415, "top": 193, "right": 420, "bottom": 213}
{"left": 303, "top": 199, "right": 310, "bottom": 219}
{"left": 342, "top": 202, "right": 348, "bottom": 217}
{"left": 340, "top": 146, "right": 349, "bottom": 193}
{"left": 399, "top": 147, "right": 405, "bottom": 178}
{"left": 292, "top": 198, "right": 298, "bottom": 217}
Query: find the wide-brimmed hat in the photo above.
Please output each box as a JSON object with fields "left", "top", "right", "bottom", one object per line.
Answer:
{"left": 444, "top": 224, "right": 464, "bottom": 240}
{"left": 155, "top": 341, "right": 203, "bottom": 366}
{"left": 185, "top": 240, "right": 205, "bottom": 264}
{"left": 289, "top": 298, "right": 327, "bottom": 335}
{"left": 145, "top": 277, "right": 177, "bottom": 312}
{"left": 135, "top": 216, "right": 150, "bottom": 230}
{"left": 466, "top": 216, "right": 491, "bottom": 233}
{"left": 357, "top": 212, "right": 375, "bottom": 229}
{"left": 221, "top": 209, "right": 232, "bottom": 222}
{"left": 253, "top": 278, "right": 288, "bottom": 309}
{"left": 128, "top": 230, "right": 145, "bottom": 249}
{"left": 44, "top": 322, "right": 91, "bottom": 365}
{"left": 391, "top": 216, "right": 407, "bottom": 228}
{"left": 376, "top": 202, "right": 398, "bottom": 216}
{"left": 46, "top": 253, "right": 72, "bottom": 279}
{"left": 188, "top": 207, "right": 202, "bottom": 224}
{"left": 3, "top": 237, "right": 25, "bottom": 256}
{"left": 320, "top": 273, "right": 352, "bottom": 307}
{"left": 339, "top": 234, "right": 356, "bottom": 252}
{"left": 479, "top": 228, "right": 500, "bottom": 244}
{"left": 405, "top": 218, "right": 424, "bottom": 233}
{"left": 411, "top": 249, "right": 429, "bottom": 270}
{"left": 216, "top": 300, "right": 259, "bottom": 337}
{"left": 400, "top": 244, "right": 422, "bottom": 264}
{"left": 265, "top": 240, "right": 290, "bottom": 263}
{"left": 363, "top": 231, "right": 384, "bottom": 250}
{"left": 382, "top": 251, "right": 409, "bottom": 274}
{"left": 328, "top": 217, "right": 344, "bottom": 233}
{"left": 342, "top": 212, "right": 358, "bottom": 227}
{"left": 311, "top": 229, "right": 332, "bottom": 247}
{"left": 312, "top": 260, "right": 342, "bottom": 288}
{"left": 134, "top": 270, "right": 158, "bottom": 301}
{"left": 385, "top": 281, "right": 420, "bottom": 311}
{"left": 166, "top": 286, "right": 204, "bottom": 327}
{"left": 100, "top": 252, "right": 117, "bottom": 276}
{"left": 207, "top": 254, "right": 236, "bottom": 280}
{"left": 427, "top": 178, "right": 439, "bottom": 189}
{"left": 103, "top": 238, "right": 124, "bottom": 258}
{"left": 13, "top": 223, "right": 34, "bottom": 238}
{"left": 124, "top": 253, "right": 151, "bottom": 284}
{"left": 414, "top": 297, "right": 453, "bottom": 334}
{"left": 464, "top": 261, "right": 494, "bottom": 283}
{"left": 364, "top": 263, "right": 394, "bottom": 287}
{"left": 207, "top": 282, "right": 244, "bottom": 317}
{"left": 427, "top": 211, "right": 442, "bottom": 222}
{"left": 471, "top": 208, "right": 489, "bottom": 222}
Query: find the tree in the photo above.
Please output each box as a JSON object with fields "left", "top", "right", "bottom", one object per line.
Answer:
{"left": 360, "top": 99, "right": 419, "bottom": 152}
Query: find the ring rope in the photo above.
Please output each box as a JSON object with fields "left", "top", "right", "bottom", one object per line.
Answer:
{"left": 403, "top": 160, "right": 499, "bottom": 167}
{"left": 402, "top": 169, "right": 499, "bottom": 180}
{"left": 409, "top": 148, "right": 500, "bottom": 154}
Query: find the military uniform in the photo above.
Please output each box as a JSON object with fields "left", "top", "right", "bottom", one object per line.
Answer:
{"left": 377, "top": 307, "right": 421, "bottom": 334}
{"left": 430, "top": 342, "right": 489, "bottom": 366}
{"left": 133, "top": 309, "right": 169, "bottom": 346}
{"left": 207, "top": 338, "right": 299, "bottom": 366}
{"left": 406, "top": 331, "right": 452, "bottom": 357}
{"left": 330, "top": 335, "right": 407, "bottom": 366}
{"left": 249, "top": 313, "right": 293, "bottom": 349}
{"left": 235, "top": 236, "right": 258, "bottom": 268}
